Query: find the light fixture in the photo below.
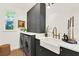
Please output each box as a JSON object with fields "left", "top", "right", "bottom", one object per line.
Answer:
{"left": 47, "top": 3, "right": 54, "bottom": 8}
{"left": 47, "top": 3, "right": 50, "bottom": 8}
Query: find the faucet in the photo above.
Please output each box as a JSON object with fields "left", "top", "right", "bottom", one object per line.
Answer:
{"left": 52, "top": 27, "right": 60, "bottom": 39}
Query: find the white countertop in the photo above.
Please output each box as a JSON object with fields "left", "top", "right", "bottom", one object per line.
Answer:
{"left": 21, "top": 32, "right": 79, "bottom": 54}
{"left": 59, "top": 40, "right": 79, "bottom": 53}
{"left": 21, "top": 31, "right": 45, "bottom": 35}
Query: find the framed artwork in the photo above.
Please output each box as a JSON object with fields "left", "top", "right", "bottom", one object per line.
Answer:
{"left": 4, "top": 10, "right": 15, "bottom": 31}
{"left": 5, "top": 20, "right": 14, "bottom": 30}
{"left": 18, "top": 20, "right": 25, "bottom": 28}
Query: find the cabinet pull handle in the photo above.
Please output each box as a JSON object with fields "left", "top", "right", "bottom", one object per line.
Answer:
{"left": 60, "top": 49, "right": 62, "bottom": 51}
{"left": 40, "top": 49, "right": 42, "bottom": 51}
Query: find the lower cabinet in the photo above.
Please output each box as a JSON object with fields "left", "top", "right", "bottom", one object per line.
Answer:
{"left": 35, "top": 39, "right": 79, "bottom": 56}
{"left": 35, "top": 39, "right": 40, "bottom": 56}
{"left": 20, "top": 33, "right": 36, "bottom": 56}
{"left": 39, "top": 46, "right": 59, "bottom": 56}
{"left": 20, "top": 33, "right": 79, "bottom": 56}
{"left": 38, "top": 46, "right": 79, "bottom": 56}
{"left": 60, "top": 47, "right": 79, "bottom": 56}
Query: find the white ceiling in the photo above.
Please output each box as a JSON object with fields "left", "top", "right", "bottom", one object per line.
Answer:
{"left": 0, "top": 3, "right": 36, "bottom": 11}
{"left": 46, "top": 3, "right": 79, "bottom": 14}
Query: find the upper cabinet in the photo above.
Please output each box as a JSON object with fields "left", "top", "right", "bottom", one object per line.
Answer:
{"left": 27, "top": 3, "right": 46, "bottom": 33}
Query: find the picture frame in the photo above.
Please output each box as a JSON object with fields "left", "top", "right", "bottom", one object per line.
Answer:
{"left": 4, "top": 10, "right": 16, "bottom": 31}
{"left": 18, "top": 20, "right": 25, "bottom": 28}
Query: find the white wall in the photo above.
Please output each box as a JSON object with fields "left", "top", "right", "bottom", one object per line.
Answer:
{"left": 46, "top": 3, "right": 79, "bottom": 40}
{"left": 0, "top": 4, "right": 27, "bottom": 50}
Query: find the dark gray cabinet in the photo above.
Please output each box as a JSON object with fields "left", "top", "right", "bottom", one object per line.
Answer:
{"left": 39, "top": 46, "right": 59, "bottom": 56}
{"left": 27, "top": 3, "right": 46, "bottom": 33}
{"left": 60, "top": 47, "right": 79, "bottom": 56}
{"left": 35, "top": 40, "right": 79, "bottom": 56}
{"left": 35, "top": 39, "right": 40, "bottom": 56}
{"left": 20, "top": 33, "right": 24, "bottom": 49}
{"left": 38, "top": 46, "right": 79, "bottom": 56}
{"left": 20, "top": 33, "right": 79, "bottom": 56}
{"left": 20, "top": 33, "right": 36, "bottom": 56}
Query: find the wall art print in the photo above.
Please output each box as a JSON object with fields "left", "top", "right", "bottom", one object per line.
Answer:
{"left": 5, "top": 10, "right": 16, "bottom": 30}
{"left": 5, "top": 20, "right": 14, "bottom": 30}
{"left": 18, "top": 20, "right": 25, "bottom": 28}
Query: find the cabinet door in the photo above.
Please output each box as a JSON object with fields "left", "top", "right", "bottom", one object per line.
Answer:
{"left": 60, "top": 47, "right": 79, "bottom": 56}
{"left": 20, "top": 33, "right": 24, "bottom": 49}
{"left": 40, "top": 46, "right": 59, "bottom": 56}
{"left": 35, "top": 39, "right": 40, "bottom": 56}
{"left": 27, "top": 3, "right": 46, "bottom": 33}
{"left": 24, "top": 34, "right": 36, "bottom": 56}
{"left": 20, "top": 33, "right": 36, "bottom": 56}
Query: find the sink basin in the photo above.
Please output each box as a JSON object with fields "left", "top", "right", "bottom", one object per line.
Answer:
{"left": 40, "top": 37, "right": 60, "bottom": 47}
{"left": 40, "top": 37, "right": 60, "bottom": 54}
{"left": 36, "top": 34, "right": 60, "bottom": 46}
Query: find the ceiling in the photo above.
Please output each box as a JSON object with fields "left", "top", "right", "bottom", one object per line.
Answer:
{"left": 0, "top": 3, "right": 36, "bottom": 11}
{"left": 46, "top": 3, "right": 79, "bottom": 14}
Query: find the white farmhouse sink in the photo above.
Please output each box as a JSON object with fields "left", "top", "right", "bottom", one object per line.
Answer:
{"left": 36, "top": 35, "right": 61, "bottom": 54}
{"left": 40, "top": 37, "right": 60, "bottom": 47}
{"left": 40, "top": 37, "right": 60, "bottom": 54}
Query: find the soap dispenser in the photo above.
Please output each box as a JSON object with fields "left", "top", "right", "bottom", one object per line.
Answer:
{"left": 62, "top": 33, "right": 68, "bottom": 41}
{"left": 45, "top": 26, "right": 49, "bottom": 37}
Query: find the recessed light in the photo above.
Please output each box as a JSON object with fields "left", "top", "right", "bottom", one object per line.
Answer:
{"left": 47, "top": 3, "right": 54, "bottom": 8}
{"left": 47, "top": 6, "right": 50, "bottom": 8}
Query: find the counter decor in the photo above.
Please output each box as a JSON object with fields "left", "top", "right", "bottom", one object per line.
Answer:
{"left": 62, "top": 16, "right": 77, "bottom": 44}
